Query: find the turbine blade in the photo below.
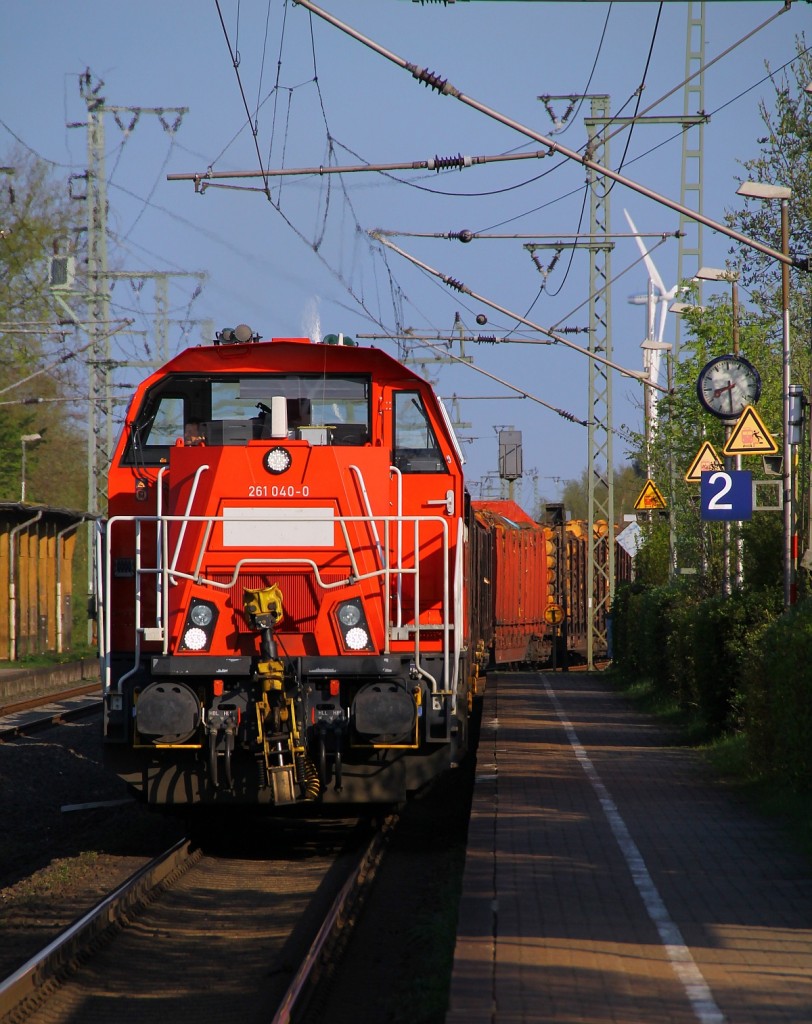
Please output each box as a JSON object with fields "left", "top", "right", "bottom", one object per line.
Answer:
{"left": 624, "top": 208, "right": 667, "bottom": 295}
{"left": 657, "top": 298, "right": 669, "bottom": 344}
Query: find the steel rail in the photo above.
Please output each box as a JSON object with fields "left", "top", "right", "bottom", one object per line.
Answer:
{"left": 0, "top": 687, "right": 102, "bottom": 740}
{"left": 0, "top": 682, "right": 99, "bottom": 720}
{"left": 0, "top": 839, "right": 197, "bottom": 1021}
{"left": 270, "top": 814, "right": 397, "bottom": 1024}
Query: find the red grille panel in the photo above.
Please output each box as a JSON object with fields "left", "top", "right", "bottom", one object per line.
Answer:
{"left": 210, "top": 571, "right": 346, "bottom": 633}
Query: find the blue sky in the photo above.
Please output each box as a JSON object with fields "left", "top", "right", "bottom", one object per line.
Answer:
{"left": 1, "top": 1, "right": 805, "bottom": 508}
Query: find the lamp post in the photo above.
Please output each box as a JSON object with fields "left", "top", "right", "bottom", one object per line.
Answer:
{"left": 20, "top": 433, "right": 42, "bottom": 503}
{"left": 670, "top": 301, "right": 709, "bottom": 579}
{"left": 736, "top": 181, "right": 793, "bottom": 607}
{"left": 641, "top": 338, "right": 675, "bottom": 576}
{"left": 694, "top": 266, "right": 744, "bottom": 591}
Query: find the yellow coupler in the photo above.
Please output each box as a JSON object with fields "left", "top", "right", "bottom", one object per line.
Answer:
{"left": 243, "top": 584, "right": 314, "bottom": 803}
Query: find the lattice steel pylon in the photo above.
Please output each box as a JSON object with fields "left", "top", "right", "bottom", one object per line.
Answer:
{"left": 77, "top": 71, "right": 188, "bottom": 515}
{"left": 80, "top": 71, "right": 111, "bottom": 519}
{"left": 676, "top": 1, "right": 706, "bottom": 348}
{"left": 584, "top": 96, "right": 614, "bottom": 669}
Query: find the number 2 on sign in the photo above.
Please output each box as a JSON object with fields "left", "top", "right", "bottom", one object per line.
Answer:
{"left": 700, "top": 469, "right": 752, "bottom": 521}
{"left": 707, "top": 471, "right": 732, "bottom": 510}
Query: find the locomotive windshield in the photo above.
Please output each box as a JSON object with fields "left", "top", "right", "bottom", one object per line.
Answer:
{"left": 123, "top": 373, "right": 370, "bottom": 465}
{"left": 393, "top": 391, "right": 448, "bottom": 474}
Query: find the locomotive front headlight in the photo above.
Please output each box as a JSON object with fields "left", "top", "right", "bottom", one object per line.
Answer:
{"left": 183, "top": 627, "right": 208, "bottom": 651}
{"left": 263, "top": 446, "right": 292, "bottom": 475}
{"left": 190, "top": 604, "right": 213, "bottom": 627}
{"left": 180, "top": 600, "right": 218, "bottom": 652}
{"left": 344, "top": 626, "right": 370, "bottom": 651}
{"left": 337, "top": 602, "right": 362, "bottom": 627}
{"left": 335, "top": 600, "right": 372, "bottom": 651}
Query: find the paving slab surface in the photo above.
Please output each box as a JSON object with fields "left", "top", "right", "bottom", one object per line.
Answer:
{"left": 447, "top": 671, "right": 812, "bottom": 1024}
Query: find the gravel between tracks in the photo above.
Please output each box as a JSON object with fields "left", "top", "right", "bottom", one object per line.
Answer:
{"left": 0, "top": 707, "right": 478, "bottom": 1023}
{"left": 0, "top": 714, "right": 184, "bottom": 982}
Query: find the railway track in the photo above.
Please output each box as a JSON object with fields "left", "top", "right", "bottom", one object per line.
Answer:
{"left": 0, "top": 677, "right": 475, "bottom": 1023}
{"left": 0, "top": 683, "right": 101, "bottom": 740}
{"left": 0, "top": 813, "right": 393, "bottom": 1024}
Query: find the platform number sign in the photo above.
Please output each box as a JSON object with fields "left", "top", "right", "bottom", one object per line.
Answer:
{"left": 700, "top": 470, "right": 753, "bottom": 521}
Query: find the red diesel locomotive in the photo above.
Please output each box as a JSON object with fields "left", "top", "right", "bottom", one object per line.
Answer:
{"left": 100, "top": 327, "right": 474, "bottom": 807}
{"left": 98, "top": 326, "right": 628, "bottom": 809}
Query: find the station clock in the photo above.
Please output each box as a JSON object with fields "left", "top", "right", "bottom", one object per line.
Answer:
{"left": 696, "top": 354, "right": 761, "bottom": 421}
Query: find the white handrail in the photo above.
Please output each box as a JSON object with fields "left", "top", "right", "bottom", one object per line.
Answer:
{"left": 167, "top": 464, "right": 210, "bottom": 580}
{"left": 105, "top": 509, "right": 455, "bottom": 696}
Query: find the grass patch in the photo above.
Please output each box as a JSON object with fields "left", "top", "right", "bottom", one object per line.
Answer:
{"left": 3, "top": 851, "right": 101, "bottom": 907}
{"left": 393, "top": 841, "right": 467, "bottom": 1024}
{"left": 607, "top": 671, "right": 713, "bottom": 745}
{"left": 0, "top": 648, "right": 96, "bottom": 672}
{"left": 703, "top": 733, "right": 812, "bottom": 863}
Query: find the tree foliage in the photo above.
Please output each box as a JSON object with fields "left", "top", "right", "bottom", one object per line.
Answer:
{"left": 560, "top": 462, "right": 645, "bottom": 522}
{"left": 726, "top": 36, "right": 812, "bottom": 295}
{"left": 632, "top": 35, "right": 812, "bottom": 594}
{"left": 0, "top": 147, "right": 87, "bottom": 508}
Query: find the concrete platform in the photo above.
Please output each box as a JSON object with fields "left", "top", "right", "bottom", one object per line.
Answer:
{"left": 447, "top": 671, "right": 812, "bottom": 1024}
{"left": 0, "top": 658, "right": 99, "bottom": 706}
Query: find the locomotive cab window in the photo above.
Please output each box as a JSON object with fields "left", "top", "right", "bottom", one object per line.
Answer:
{"left": 125, "top": 386, "right": 199, "bottom": 464}
{"left": 240, "top": 375, "right": 370, "bottom": 444}
{"left": 123, "top": 373, "right": 371, "bottom": 465}
{"left": 393, "top": 391, "right": 448, "bottom": 474}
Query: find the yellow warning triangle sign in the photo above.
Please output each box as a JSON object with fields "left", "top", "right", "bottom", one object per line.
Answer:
{"left": 633, "top": 478, "right": 667, "bottom": 510}
{"left": 685, "top": 441, "right": 723, "bottom": 483}
{"left": 722, "top": 405, "right": 778, "bottom": 456}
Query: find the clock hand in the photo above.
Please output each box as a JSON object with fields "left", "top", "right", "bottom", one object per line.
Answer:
{"left": 713, "top": 381, "right": 733, "bottom": 398}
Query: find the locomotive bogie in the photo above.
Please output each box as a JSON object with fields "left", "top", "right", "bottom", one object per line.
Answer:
{"left": 102, "top": 654, "right": 463, "bottom": 805}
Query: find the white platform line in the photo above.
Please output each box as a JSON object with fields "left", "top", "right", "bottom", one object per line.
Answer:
{"left": 544, "top": 679, "right": 726, "bottom": 1024}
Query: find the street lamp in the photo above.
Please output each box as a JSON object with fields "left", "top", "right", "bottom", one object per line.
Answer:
{"left": 670, "top": 300, "right": 709, "bottom": 580}
{"left": 641, "top": 338, "right": 675, "bottom": 577}
{"left": 20, "top": 433, "right": 42, "bottom": 503}
{"left": 668, "top": 301, "right": 704, "bottom": 316}
{"left": 736, "top": 180, "right": 793, "bottom": 607}
{"left": 694, "top": 266, "right": 740, "bottom": 345}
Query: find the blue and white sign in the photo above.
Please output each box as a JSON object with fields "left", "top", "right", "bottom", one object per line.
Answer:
{"left": 700, "top": 470, "right": 753, "bottom": 521}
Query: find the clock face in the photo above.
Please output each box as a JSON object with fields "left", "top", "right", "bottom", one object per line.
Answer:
{"left": 696, "top": 355, "right": 762, "bottom": 420}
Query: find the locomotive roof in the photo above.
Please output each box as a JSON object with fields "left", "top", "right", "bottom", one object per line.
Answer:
{"left": 139, "top": 337, "right": 433, "bottom": 390}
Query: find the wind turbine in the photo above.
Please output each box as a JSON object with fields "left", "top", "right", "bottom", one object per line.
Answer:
{"left": 624, "top": 208, "right": 679, "bottom": 472}
{"left": 623, "top": 208, "right": 681, "bottom": 348}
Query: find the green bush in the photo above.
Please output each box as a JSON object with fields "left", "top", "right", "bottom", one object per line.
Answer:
{"left": 689, "top": 590, "right": 781, "bottom": 733}
{"left": 613, "top": 581, "right": 699, "bottom": 701}
{"left": 742, "top": 600, "right": 812, "bottom": 790}
{"left": 613, "top": 581, "right": 812, "bottom": 788}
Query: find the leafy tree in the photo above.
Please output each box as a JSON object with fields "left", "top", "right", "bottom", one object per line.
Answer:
{"left": 633, "top": 35, "right": 812, "bottom": 593}
{"left": 559, "top": 462, "right": 645, "bottom": 522}
{"left": 725, "top": 35, "right": 812, "bottom": 593}
{"left": 0, "top": 147, "right": 87, "bottom": 508}
{"left": 726, "top": 36, "right": 812, "bottom": 296}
